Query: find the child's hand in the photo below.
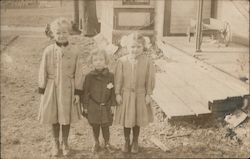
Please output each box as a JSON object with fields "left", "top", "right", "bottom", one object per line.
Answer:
{"left": 145, "top": 95, "right": 151, "bottom": 105}
{"left": 74, "top": 95, "right": 80, "bottom": 104}
{"left": 116, "top": 95, "right": 122, "bottom": 105}
{"left": 82, "top": 108, "right": 88, "bottom": 118}
{"left": 111, "top": 106, "right": 116, "bottom": 115}
{"left": 83, "top": 108, "right": 88, "bottom": 114}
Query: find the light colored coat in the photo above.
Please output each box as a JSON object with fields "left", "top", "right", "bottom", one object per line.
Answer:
{"left": 114, "top": 54, "right": 155, "bottom": 128}
{"left": 38, "top": 43, "right": 83, "bottom": 124}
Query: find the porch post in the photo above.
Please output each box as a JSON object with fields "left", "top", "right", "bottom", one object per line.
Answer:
{"left": 195, "top": 0, "right": 203, "bottom": 52}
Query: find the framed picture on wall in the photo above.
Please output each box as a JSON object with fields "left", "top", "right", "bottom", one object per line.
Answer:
{"left": 114, "top": 8, "right": 154, "bottom": 30}
{"left": 122, "top": 0, "right": 150, "bottom": 5}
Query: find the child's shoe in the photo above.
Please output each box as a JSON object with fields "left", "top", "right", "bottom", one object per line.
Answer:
{"left": 131, "top": 138, "right": 139, "bottom": 153}
{"left": 104, "top": 142, "right": 115, "bottom": 153}
{"left": 61, "top": 138, "right": 70, "bottom": 156}
{"left": 92, "top": 142, "right": 100, "bottom": 153}
{"left": 123, "top": 137, "right": 130, "bottom": 153}
{"left": 51, "top": 139, "right": 60, "bottom": 156}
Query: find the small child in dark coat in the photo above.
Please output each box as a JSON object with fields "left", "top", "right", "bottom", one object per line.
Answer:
{"left": 82, "top": 49, "right": 116, "bottom": 153}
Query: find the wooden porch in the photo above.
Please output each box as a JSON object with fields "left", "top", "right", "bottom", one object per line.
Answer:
{"left": 152, "top": 37, "right": 249, "bottom": 119}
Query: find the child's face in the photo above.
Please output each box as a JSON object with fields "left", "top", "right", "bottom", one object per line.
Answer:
{"left": 53, "top": 25, "right": 69, "bottom": 43}
{"left": 127, "top": 41, "right": 144, "bottom": 56}
{"left": 92, "top": 54, "right": 106, "bottom": 70}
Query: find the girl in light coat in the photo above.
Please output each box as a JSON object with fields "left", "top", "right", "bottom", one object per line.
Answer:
{"left": 38, "top": 18, "right": 83, "bottom": 156}
{"left": 114, "top": 32, "right": 155, "bottom": 153}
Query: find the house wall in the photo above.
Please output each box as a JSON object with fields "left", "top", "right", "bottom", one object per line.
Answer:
{"left": 169, "top": 0, "right": 211, "bottom": 34}
{"left": 113, "top": 0, "right": 155, "bottom": 8}
{"left": 215, "top": 0, "right": 249, "bottom": 46}
{"left": 98, "top": 0, "right": 156, "bottom": 44}
{"left": 97, "top": 1, "right": 114, "bottom": 43}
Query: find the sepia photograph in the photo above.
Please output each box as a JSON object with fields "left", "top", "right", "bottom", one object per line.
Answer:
{"left": 0, "top": 0, "right": 249, "bottom": 158}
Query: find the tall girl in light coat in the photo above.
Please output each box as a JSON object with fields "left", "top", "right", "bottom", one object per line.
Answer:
{"left": 38, "top": 18, "right": 83, "bottom": 156}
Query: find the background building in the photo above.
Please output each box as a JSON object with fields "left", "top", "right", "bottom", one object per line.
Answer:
{"left": 88, "top": 0, "right": 249, "bottom": 46}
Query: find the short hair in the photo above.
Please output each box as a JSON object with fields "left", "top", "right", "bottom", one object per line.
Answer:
{"left": 50, "top": 17, "right": 71, "bottom": 34}
{"left": 88, "top": 49, "right": 109, "bottom": 65}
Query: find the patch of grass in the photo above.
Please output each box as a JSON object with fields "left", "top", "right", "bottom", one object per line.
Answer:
{"left": 1, "top": 4, "right": 73, "bottom": 27}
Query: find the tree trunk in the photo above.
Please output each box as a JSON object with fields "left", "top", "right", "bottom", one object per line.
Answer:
{"left": 82, "top": 0, "right": 100, "bottom": 37}
{"left": 73, "top": 0, "right": 80, "bottom": 32}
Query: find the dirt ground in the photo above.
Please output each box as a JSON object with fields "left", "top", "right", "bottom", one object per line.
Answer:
{"left": 1, "top": 3, "right": 250, "bottom": 159}
{"left": 1, "top": 30, "right": 250, "bottom": 158}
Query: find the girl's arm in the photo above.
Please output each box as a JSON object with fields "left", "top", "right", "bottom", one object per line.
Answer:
{"left": 114, "top": 60, "right": 123, "bottom": 95}
{"left": 38, "top": 48, "right": 48, "bottom": 94}
{"left": 146, "top": 58, "right": 156, "bottom": 95}
{"left": 82, "top": 74, "right": 90, "bottom": 108}
{"left": 74, "top": 53, "right": 84, "bottom": 96}
{"left": 81, "top": 74, "right": 90, "bottom": 117}
{"left": 110, "top": 74, "right": 117, "bottom": 106}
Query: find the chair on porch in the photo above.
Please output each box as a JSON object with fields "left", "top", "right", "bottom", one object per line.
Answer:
{"left": 186, "top": 18, "right": 231, "bottom": 47}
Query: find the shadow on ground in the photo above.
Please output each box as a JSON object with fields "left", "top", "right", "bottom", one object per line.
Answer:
{"left": 65, "top": 146, "right": 173, "bottom": 159}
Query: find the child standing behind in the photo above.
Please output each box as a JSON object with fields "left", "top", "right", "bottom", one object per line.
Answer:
{"left": 38, "top": 18, "right": 83, "bottom": 156}
{"left": 82, "top": 49, "right": 116, "bottom": 153}
{"left": 114, "top": 32, "right": 155, "bottom": 153}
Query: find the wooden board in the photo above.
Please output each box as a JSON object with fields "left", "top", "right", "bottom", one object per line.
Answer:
{"left": 158, "top": 59, "right": 241, "bottom": 102}
{"left": 159, "top": 72, "right": 211, "bottom": 115}
{"left": 153, "top": 73, "right": 195, "bottom": 118}
{"left": 155, "top": 61, "right": 211, "bottom": 115}
{"left": 161, "top": 40, "right": 249, "bottom": 94}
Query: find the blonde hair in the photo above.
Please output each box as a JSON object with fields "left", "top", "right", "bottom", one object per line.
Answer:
{"left": 128, "top": 32, "right": 145, "bottom": 46}
{"left": 88, "top": 49, "right": 109, "bottom": 65}
{"left": 50, "top": 17, "right": 71, "bottom": 34}
{"left": 120, "top": 32, "right": 148, "bottom": 50}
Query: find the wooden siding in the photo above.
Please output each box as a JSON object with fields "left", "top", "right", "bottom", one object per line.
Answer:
{"left": 169, "top": 0, "right": 211, "bottom": 34}
{"left": 215, "top": 0, "right": 249, "bottom": 46}
{"left": 98, "top": 1, "right": 114, "bottom": 43}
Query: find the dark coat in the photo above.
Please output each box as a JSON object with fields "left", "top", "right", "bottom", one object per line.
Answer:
{"left": 82, "top": 68, "right": 116, "bottom": 126}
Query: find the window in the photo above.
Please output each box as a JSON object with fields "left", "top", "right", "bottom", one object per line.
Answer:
{"left": 114, "top": 8, "right": 154, "bottom": 30}
{"left": 122, "top": 0, "right": 150, "bottom": 5}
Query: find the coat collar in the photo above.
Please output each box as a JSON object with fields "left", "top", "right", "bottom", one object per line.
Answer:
{"left": 90, "top": 68, "right": 109, "bottom": 76}
{"left": 126, "top": 53, "right": 143, "bottom": 60}
{"left": 56, "top": 41, "right": 69, "bottom": 47}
